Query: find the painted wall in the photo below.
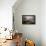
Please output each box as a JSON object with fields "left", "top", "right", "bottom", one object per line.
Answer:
{"left": 13, "top": 0, "right": 46, "bottom": 46}
{"left": 13, "top": 0, "right": 41, "bottom": 46}
{"left": 0, "top": 0, "right": 16, "bottom": 29}
{"left": 41, "top": 0, "right": 46, "bottom": 46}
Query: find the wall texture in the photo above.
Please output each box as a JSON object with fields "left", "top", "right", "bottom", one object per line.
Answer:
{"left": 13, "top": 0, "right": 41, "bottom": 46}
{"left": 0, "top": 0, "right": 16, "bottom": 29}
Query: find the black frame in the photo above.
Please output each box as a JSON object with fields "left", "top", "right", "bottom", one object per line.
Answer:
{"left": 22, "top": 15, "right": 36, "bottom": 24}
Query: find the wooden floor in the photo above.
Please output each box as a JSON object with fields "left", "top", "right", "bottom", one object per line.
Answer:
{"left": 0, "top": 39, "right": 16, "bottom": 46}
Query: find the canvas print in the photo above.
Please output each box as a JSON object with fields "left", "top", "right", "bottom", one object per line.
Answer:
{"left": 22, "top": 15, "right": 35, "bottom": 24}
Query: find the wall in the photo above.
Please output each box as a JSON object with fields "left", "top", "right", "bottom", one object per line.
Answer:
{"left": 0, "top": 0, "right": 16, "bottom": 30}
{"left": 41, "top": 0, "right": 46, "bottom": 46}
{"left": 13, "top": 0, "right": 41, "bottom": 46}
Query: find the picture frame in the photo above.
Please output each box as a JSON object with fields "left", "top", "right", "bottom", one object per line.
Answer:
{"left": 22, "top": 15, "right": 36, "bottom": 24}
